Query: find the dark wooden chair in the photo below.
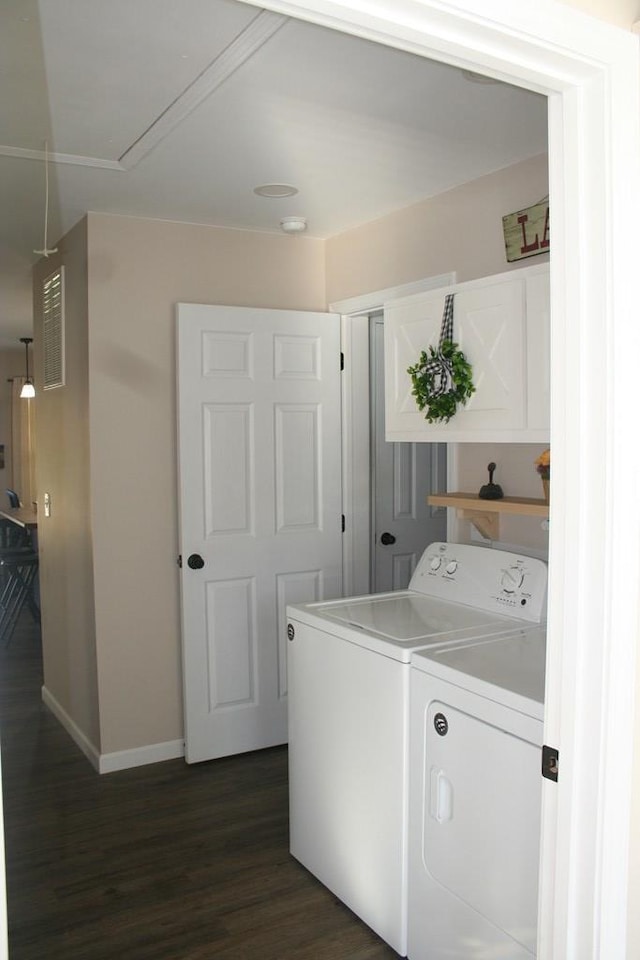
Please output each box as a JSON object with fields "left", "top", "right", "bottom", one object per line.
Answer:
{"left": 0, "top": 546, "right": 40, "bottom": 643}
{"left": 5, "top": 489, "right": 20, "bottom": 508}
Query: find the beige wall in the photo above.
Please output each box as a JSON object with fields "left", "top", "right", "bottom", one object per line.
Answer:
{"left": 454, "top": 444, "right": 550, "bottom": 554}
{"left": 326, "top": 152, "right": 549, "bottom": 303}
{"left": 33, "top": 218, "right": 100, "bottom": 749}
{"left": 86, "top": 213, "right": 326, "bottom": 754}
{"left": 327, "top": 152, "right": 550, "bottom": 555}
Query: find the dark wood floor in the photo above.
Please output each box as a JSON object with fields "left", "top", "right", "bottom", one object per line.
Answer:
{"left": 0, "top": 616, "right": 399, "bottom": 960}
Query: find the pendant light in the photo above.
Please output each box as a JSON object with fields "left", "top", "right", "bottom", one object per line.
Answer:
{"left": 19, "top": 338, "right": 35, "bottom": 399}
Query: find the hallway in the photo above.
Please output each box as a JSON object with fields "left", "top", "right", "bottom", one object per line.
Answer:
{"left": 0, "top": 617, "right": 397, "bottom": 959}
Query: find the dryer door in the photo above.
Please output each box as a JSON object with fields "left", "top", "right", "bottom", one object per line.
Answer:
{"left": 423, "top": 698, "right": 542, "bottom": 955}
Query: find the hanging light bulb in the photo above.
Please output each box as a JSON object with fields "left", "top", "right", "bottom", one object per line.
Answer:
{"left": 19, "top": 337, "right": 35, "bottom": 399}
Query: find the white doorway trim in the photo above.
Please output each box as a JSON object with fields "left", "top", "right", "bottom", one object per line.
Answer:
{"left": 332, "top": 273, "right": 455, "bottom": 597}
{"left": 330, "top": 274, "right": 455, "bottom": 318}
{"left": 239, "top": 2, "right": 640, "bottom": 957}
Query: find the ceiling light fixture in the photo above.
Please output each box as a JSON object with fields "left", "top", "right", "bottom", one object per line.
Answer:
{"left": 254, "top": 183, "right": 299, "bottom": 198}
{"left": 19, "top": 337, "right": 35, "bottom": 399}
{"left": 280, "top": 216, "right": 307, "bottom": 234}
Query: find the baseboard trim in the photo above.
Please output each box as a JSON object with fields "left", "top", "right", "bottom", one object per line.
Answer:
{"left": 41, "top": 686, "right": 185, "bottom": 774}
{"left": 98, "top": 739, "right": 185, "bottom": 774}
{"left": 41, "top": 685, "right": 101, "bottom": 772}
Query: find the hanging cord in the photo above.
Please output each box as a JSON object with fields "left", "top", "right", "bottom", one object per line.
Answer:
{"left": 33, "top": 140, "right": 58, "bottom": 258}
{"left": 407, "top": 293, "right": 475, "bottom": 423}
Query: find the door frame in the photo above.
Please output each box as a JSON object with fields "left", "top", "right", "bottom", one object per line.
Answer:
{"left": 331, "top": 273, "right": 455, "bottom": 596}
{"left": 240, "top": 0, "right": 640, "bottom": 956}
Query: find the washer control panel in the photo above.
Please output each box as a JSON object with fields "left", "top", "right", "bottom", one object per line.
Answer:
{"left": 500, "top": 565, "right": 524, "bottom": 593}
{"left": 409, "top": 542, "right": 547, "bottom": 623}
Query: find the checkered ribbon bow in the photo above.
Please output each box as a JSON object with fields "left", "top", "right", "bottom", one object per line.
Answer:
{"left": 424, "top": 294, "right": 455, "bottom": 397}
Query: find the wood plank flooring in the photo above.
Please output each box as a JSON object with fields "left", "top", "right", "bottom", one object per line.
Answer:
{"left": 0, "top": 617, "right": 399, "bottom": 960}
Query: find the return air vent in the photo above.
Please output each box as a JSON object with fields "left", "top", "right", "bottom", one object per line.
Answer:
{"left": 42, "top": 266, "right": 65, "bottom": 390}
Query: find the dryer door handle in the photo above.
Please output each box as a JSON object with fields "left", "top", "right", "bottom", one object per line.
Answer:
{"left": 430, "top": 768, "right": 453, "bottom": 822}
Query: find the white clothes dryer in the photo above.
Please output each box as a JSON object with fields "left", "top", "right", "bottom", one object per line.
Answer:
{"left": 408, "top": 626, "right": 546, "bottom": 960}
{"left": 286, "top": 543, "right": 547, "bottom": 956}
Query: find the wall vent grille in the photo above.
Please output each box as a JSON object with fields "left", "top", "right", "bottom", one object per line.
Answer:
{"left": 43, "top": 266, "right": 65, "bottom": 390}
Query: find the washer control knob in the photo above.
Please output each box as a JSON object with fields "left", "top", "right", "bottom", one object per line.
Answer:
{"left": 501, "top": 566, "right": 524, "bottom": 594}
{"left": 445, "top": 561, "right": 458, "bottom": 575}
{"left": 430, "top": 556, "right": 442, "bottom": 571}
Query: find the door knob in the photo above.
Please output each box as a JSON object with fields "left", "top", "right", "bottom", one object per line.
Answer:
{"left": 187, "top": 553, "right": 205, "bottom": 570}
{"left": 380, "top": 532, "right": 396, "bottom": 545}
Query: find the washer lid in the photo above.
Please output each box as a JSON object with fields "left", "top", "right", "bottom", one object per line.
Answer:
{"left": 412, "top": 626, "right": 546, "bottom": 714}
{"left": 288, "top": 592, "right": 528, "bottom": 661}
{"left": 319, "top": 593, "right": 520, "bottom": 641}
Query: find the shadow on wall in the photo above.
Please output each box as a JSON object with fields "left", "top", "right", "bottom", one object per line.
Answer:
{"left": 96, "top": 344, "right": 165, "bottom": 397}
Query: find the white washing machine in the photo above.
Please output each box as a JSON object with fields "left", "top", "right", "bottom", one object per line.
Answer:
{"left": 286, "top": 542, "right": 547, "bottom": 956}
{"left": 408, "top": 626, "right": 546, "bottom": 960}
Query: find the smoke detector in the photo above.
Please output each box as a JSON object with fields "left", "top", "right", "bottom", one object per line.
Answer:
{"left": 280, "top": 216, "right": 307, "bottom": 234}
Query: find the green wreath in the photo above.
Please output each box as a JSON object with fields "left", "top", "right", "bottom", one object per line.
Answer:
{"left": 407, "top": 339, "right": 475, "bottom": 424}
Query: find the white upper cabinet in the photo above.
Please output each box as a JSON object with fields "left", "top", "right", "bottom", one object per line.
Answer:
{"left": 383, "top": 263, "right": 549, "bottom": 443}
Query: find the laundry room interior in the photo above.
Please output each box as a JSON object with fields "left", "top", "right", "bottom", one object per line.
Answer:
{"left": 10, "top": 1, "right": 640, "bottom": 958}
{"left": 34, "top": 148, "right": 552, "bottom": 767}
{"left": 24, "top": 41, "right": 552, "bottom": 774}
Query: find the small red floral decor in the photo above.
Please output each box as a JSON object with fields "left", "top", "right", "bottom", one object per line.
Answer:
{"left": 535, "top": 449, "right": 550, "bottom": 502}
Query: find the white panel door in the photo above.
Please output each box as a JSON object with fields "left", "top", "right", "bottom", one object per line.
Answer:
{"left": 370, "top": 316, "right": 446, "bottom": 592}
{"left": 177, "top": 304, "right": 343, "bottom": 763}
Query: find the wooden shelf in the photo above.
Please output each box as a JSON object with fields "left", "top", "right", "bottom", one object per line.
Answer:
{"left": 428, "top": 492, "right": 549, "bottom": 540}
{"left": 428, "top": 493, "right": 549, "bottom": 516}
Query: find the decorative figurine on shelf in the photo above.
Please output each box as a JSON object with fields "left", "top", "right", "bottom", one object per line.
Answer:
{"left": 478, "top": 462, "right": 504, "bottom": 500}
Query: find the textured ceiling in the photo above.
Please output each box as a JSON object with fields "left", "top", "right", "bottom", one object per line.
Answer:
{"left": 0, "top": 0, "right": 547, "bottom": 345}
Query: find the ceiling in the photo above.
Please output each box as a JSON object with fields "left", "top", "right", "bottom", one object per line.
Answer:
{"left": 0, "top": 0, "right": 547, "bottom": 347}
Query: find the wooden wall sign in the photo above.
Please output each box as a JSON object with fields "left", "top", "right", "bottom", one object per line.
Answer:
{"left": 502, "top": 200, "right": 550, "bottom": 262}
